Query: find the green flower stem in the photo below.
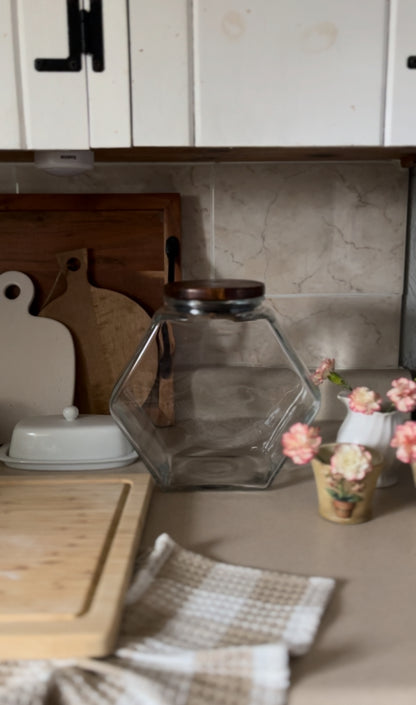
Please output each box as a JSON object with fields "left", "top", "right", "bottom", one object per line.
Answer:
{"left": 327, "top": 371, "right": 352, "bottom": 390}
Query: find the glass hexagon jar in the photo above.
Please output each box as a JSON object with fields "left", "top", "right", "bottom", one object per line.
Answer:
{"left": 110, "top": 280, "right": 320, "bottom": 490}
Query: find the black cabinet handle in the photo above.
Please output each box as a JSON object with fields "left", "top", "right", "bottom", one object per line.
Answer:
{"left": 35, "top": 0, "right": 104, "bottom": 73}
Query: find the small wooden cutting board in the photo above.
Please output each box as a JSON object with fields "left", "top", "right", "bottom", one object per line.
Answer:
{"left": 40, "top": 249, "right": 157, "bottom": 414}
{"left": 0, "top": 467, "right": 153, "bottom": 659}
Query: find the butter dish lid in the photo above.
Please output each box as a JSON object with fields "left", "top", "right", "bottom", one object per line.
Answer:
{"left": 6, "top": 406, "right": 138, "bottom": 466}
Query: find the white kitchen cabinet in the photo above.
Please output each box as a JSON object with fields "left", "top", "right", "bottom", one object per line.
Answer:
{"left": 1, "top": 0, "right": 130, "bottom": 150}
{"left": 385, "top": 0, "right": 416, "bottom": 145}
{"left": 0, "top": 3, "right": 23, "bottom": 149}
{"left": 193, "top": 0, "right": 388, "bottom": 147}
{"left": 2, "top": 0, "right": 414, "bottom": 151}
{"left": 128, "top": 1, "right": 192, "bottom": 146}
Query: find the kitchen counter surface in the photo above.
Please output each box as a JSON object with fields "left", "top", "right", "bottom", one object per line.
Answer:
{"left": 1, "top": 406, "right": 415, "bottom": 702}
{"left": 139, "top": 437, "right": 416, "bottom": 704}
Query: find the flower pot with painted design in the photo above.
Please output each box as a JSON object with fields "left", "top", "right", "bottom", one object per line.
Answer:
{"left": 311, "top": 443, "right": 383, "bottom": 525}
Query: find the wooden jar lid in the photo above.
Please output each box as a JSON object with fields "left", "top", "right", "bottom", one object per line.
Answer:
{"left": 164, "top": 279, "right": 265, "bottom": 302}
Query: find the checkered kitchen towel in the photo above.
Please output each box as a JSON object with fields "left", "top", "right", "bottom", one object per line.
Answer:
{"left": 0, "top": 533, "right": 334, "bottom": 705}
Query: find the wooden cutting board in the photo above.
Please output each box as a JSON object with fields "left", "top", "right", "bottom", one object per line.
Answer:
{"left": 0, "top": 193, "right": 181, "bottom": 315}
{"left": 0, "top": 467, "right": 153, "bottom": 659}
{"left": 40, "top": 248, "right": 158, "bottom": 414}
{"left": 0, "top": 193, "right": 181, "bottom": 416}
{"left": 0, "top": 271, "right": 75, "bottom": 443}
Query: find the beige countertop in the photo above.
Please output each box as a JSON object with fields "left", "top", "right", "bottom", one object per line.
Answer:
{"left": 140, "top": 424, "right": 416, "bottom": 705}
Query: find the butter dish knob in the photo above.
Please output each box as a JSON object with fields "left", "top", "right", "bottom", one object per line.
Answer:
{"left": 63, "top": 406, "right": 79, "bottom": 422}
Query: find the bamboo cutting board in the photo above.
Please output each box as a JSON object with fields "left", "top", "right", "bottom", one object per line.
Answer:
{"left": 0, "top": 467, "right": 153, "bottom": 659}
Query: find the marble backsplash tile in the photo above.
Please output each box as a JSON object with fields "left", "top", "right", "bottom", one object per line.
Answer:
{"left": 268, "top": 294, "right": 402, "bottom": 369}
{"left": 213, "top": 163, "right": 408, "bottom": 295}
{"left": 0, "top": 159, "right": 409, "bottom": 370}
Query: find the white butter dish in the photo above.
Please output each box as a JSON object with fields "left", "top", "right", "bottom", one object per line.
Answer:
{"left": 1, "top": 406, "right": 138, "bottom": 470}
{"left": 0, "top": 444, "right": 138, "bottom": 470}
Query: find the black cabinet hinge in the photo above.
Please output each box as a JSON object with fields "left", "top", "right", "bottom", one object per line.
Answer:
{"left": 35, "top": 0, "right": 104, "bottom": 73}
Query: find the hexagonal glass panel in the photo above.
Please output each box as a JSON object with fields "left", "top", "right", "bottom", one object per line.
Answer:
{"left": 110, "top": 280, "right": 320, "bottom": 489}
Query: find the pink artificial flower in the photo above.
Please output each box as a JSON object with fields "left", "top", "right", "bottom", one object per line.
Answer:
{"left": 386, "top": 377, "right": 416, "bottom": 413}
{"left": 282, "top": 423, "right": 322, "bottom": 465}
{"left": 348, "top": 387, "right": 382, "bottom": 415}
{"left": 330, "top": 443, "right": 373, "bottom": 481}
{"left": 390, "top": 421, "right": 416, "bottom": 464}
{"left": 311, "top": 358, "right": 335, "bottom": 385}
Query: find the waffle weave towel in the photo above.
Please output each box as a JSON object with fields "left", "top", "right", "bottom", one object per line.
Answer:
{"left": 0, "top": 533, "right": 335, "bottom": 705}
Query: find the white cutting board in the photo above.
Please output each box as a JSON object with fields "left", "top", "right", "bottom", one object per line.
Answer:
{"left": 0, "top": 271, "right": 75, "bottom": 443}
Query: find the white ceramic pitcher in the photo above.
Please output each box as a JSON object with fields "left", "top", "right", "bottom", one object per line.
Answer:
{"left": 336, "top": 393, "right": 407, "bottom": 488}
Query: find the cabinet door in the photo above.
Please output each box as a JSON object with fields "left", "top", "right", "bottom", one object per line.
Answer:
{"left": 14, "top": 0, "right": 130, "bottom": 149}
{"left": 85, "top": 0, "right": 131, "bottom": 148}
{"left": 194, "top": 0, "right": 387, "bottom": 147}
{"left": 16, "top": 0, "right": 90, "bottom": 149}
{"left": 0, "top": 2, "right": 24, "bottom": 148}
{"left": 385, "top": 0, "right": 416, "bottom": 145}
{"left": 129, "top": 0, "right": 192, "bottom": 146}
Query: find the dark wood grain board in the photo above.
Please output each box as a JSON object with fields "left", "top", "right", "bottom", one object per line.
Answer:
{"left": 0, "top": 194, "right": 181, "bottom": 315}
